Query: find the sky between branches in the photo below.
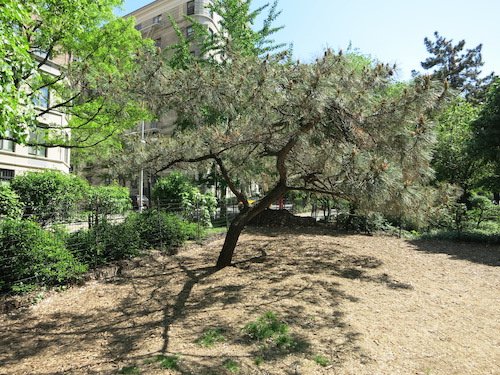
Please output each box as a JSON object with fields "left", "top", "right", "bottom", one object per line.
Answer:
{"left": 115, "top": 0, "right": 499, "bottom": 81}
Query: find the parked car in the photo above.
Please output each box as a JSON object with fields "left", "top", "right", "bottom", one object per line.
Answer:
{"left": 130, "top": 195, "right": 150, "bottom": 210}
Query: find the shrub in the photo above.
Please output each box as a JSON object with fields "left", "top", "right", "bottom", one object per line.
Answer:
{"left": 66, "top": 220, "right": 142, "bottom": 267}
{"left": 0, "top": 184, "right": 24, "bottom": 220}
{"left": 85, "top": 183, "right": 132, "bottom": 228}
{"left": 11, "top": 170, "right": 89, "bottom": 225}
{"left": 336, "top": 211, "right": 388, "bottom": 233}
{"left": 0, "top": 219, "right": 87, "bottom": 292}
{"left": 125, "top": 210, "right": 200, "bottom": 251}
{"left": 153, "top": 172, "right": 217, "bottom": 227}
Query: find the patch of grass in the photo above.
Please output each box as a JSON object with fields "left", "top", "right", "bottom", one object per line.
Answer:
{"left": 223, "top": 359, "right": 239, "bottom": 373}
{"left": 159, "top": 355, "right": 180, "bottom": 370}
{"left": 144, "top": 354, "right": 180, "bottom": 370}
{"left": 243, "top": 311, "right": 288, "bottom": 341}
{"left": 254, "top": 357, "right": 264, "bottom": 366}
{"left": 243, "top": 311, "right": 307, "bottom": 352}
{"left": 196, "top": 328, "right": 225, "bottom": 347}
{"left": 120, "top": 366, "right": 141, "bottom": 374}
{"left": 314, "top": 355, "right": 330, "bottom": 367}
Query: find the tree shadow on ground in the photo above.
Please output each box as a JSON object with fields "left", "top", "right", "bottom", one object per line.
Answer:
{"left": 408, "top": 238, "right": 499, "bottom": 266}
{"left": 0, "top": 226, "right": 409, "bottom": 374}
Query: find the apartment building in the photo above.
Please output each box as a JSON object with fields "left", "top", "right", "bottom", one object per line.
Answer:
{"left": 0, "top": 56, "right": 71, "bottom": 185}
{"left": 125, "top": 0, "right": 221, "bottom": 136}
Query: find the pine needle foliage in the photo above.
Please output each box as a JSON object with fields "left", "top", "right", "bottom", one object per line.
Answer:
{"left": 124, "top": 45, "right": 451, "bottom": 267}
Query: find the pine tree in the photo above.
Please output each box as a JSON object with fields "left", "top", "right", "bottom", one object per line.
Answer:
{"left": 122, "top": 47, "right": 450, "bottom": 268}
{"left": 420, "top": 31, "right": 496, "bottom": 104}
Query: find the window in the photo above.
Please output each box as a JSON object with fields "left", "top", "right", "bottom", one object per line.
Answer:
{"left": 135, "top": 23, "right": 142, "bottom": 31}
{"left": 186, "top": 26, "right": 194, "bottom": 38}
{"left": 0, "top": 169, "right": 15, "bottom": 182}
{"left": 0, "top": 130, "right": 15, "bottom": 152}
{"left": 155, "top": 38, "right": 162, "bottom": 48}
{"left": 33, "top": 86, "right": 50, "bottom": 109}
{"left": 28, "top": 132, "right": 47, "bottom": 157}
{"left": 153, "top": 14, "right": 162, "bottom": 24}
{"left": 187, "top": 1, "right": 195, "bottom": 15}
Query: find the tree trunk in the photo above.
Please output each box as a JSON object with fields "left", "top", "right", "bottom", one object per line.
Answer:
{"left": 215, "top": 182, "right": 288, "bottom": 269}
{"left": 216, "top": 211, "right": 249, "bottom": 268}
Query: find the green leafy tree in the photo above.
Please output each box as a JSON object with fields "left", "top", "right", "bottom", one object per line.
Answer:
{"left": 469, "top": 80, "right": 500, "bottom": 201}
{"left": 203, "top": 0, "right": 287, "bottom": 58}
{"left": 11, "top": 170, "right": 89, "bottom": 225}
{"left": 124, "top": 47, "right": 449, "bottom": 268}
{"left": 420, "top": 31, "right": 496, "bottom": 104}
{"left": 152, "top": 171, "right": 194, "bottom": 202}
{"left": 431, "top": 98, "right": 483, "bottom": 200}
{"left": 0, "top": 0, "right": 154, "bottom": 149}
{"left": 0, "top": 0, "right": 37, "bottom": 142}
{"left": 164, "top": 0, "right": 288, "bottom": 69}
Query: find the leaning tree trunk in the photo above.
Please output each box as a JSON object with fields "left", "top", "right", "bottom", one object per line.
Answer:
{"left": 215, "top": 183, "right": 288, "bottom": 269}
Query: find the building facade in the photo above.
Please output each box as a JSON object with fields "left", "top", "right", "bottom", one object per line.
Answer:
{"left": 0, "top": 57, "right": 71, "bottom": 184}
{"left": 127, "top": 0, "right": 220, "bottom": 54}
{"left": 126, "top": 0, "right": 221, "bottom": 137}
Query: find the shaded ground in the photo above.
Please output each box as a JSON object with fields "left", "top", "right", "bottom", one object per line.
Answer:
{"left": 0, "top": 227, "right": 498, "bottom": 374}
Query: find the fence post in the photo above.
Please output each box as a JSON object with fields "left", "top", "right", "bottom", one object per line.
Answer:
{"left": 196, "top": 197, "right": 201, "bottom": 242}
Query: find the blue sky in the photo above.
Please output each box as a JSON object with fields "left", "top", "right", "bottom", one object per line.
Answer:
{"left": 116, "top": 0, "right": 500, "bottom": 81}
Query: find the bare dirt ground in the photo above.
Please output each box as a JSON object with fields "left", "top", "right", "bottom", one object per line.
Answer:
{"left": 0, "top": 226, "right": 499, "bottom": 375}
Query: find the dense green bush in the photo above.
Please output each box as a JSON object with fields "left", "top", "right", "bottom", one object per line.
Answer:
{"left": 11, "top": 170, "right": 88, "bottom": 225}
{"left": 66, "top": 220, "right": 142, "bottom": 267}
{"left": 153, "top": 172, "right": 217, "bottom": 227}
{"left": 336, "top": 211, "right": 389, "bottom": 233}
{"left": 0, "top": 219, "right": 87, "bottom": 292}
{"left": 85, "top": 183, "right": 132, "bottom": 227}
{"left": 125, "top": 210, "right": 200, "bottom": 251}
{"left": 0, "top": 184, "right": 24, "bottom": 219}
{"left": 66, "top": 210, "right": 199, "bottom": 266}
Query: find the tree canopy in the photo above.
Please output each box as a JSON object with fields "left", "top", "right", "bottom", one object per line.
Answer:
{"left": 431, "top": 98, "right": 482, "bottom": 196}
{"left": 0, "top": 0, "right": 154, "bottom": 148}
{"left": 469, "top": 80, "right": 500, "bottom": 194}
{"left": 420, "top": 31, "right": 496, "bottom": 104}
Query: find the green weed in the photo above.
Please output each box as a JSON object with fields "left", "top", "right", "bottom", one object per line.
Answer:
{"left": 243, "top": 311, "right": 306, "bottom": 351}
{"left": 196, "top": 328, "right": 225, "bottom": 347}
{"left": 223, "top": 359, "right": 239, "bottom": 373}
{"left": 314, "top": 355, "right": 330, "bottom": 367}
{"left": 243, "top": 311, "right": 288, "bottom": 341}
{"left": 144, "top": 354, "right": 180, "bottom": 370}
{"left": 120, "top": 366, "right": 141, "bottom": 374}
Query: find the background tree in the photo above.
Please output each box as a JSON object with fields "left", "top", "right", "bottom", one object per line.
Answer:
{"left": 0, "top": 0, "right": 154, "bottom": 149}
{"left": 120, "top": 47, "right": 449, "bottom": 268}
{"left": 469, "top": 80, "right": 500, "bottom": 202}
{"left": 420, "top": 31, "right": 496, "bottom": 104}
{"left": 431, "top": 98, "right": 483, "bottom": 203}
{"left": 0, "top": 0, "right": 37, "bottom": 141}
{"left": 164, "top": 0, "right": 289, "bottom": 70}
{"left": 203, "top": 0, "right": 288, "bottom": 58}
